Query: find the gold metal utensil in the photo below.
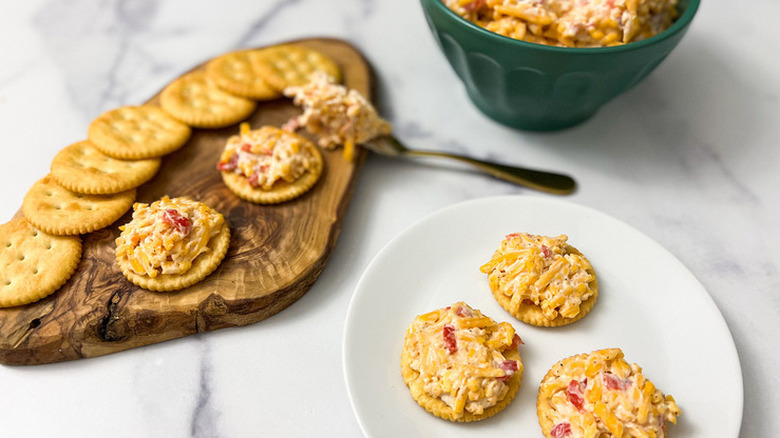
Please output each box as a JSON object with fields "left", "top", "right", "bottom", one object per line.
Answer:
{"left": 363, "top": 136, "right": 576, "bottom": 195}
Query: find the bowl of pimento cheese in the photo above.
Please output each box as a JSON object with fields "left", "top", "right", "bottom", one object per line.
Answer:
{"left": 420, "top": 0, "right": 699, "bottom": 130}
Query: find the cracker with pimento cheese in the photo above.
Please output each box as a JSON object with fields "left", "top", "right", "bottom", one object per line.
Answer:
{"left": 115, "top": 196, "right": 230, "bottom": 292}
{"left": 253, "top": 44, "right": 342, "bottom": 91}
{"left": 537, "top": 348, "right": 680, "bottom": 438}
{"left": 401, "top": 302, "right": 524, "bottom": 422}
{"left": 283, "top": 72, "right": 392, "bottom": 162}
{"left": 206, "top": 50, "right": 281, "bottom": 100}
{"left": 217, "top": 124, "right": 323, "bottom": 204}
{"left": 88, "top": 105, "right": 191, "bottom": 160}
{"left": 22, "top": 175, "right": 136, "bottom": 236}
{"left": 0, "top": 218, "right": 82, "bottom": 308}
{"left": 51, "top": 140, "right": 161, "bottom": 195}
{"left": 480, "top": 233, "right": 598, "bottom": 327}
{"left": 160, "top": 72, "right": 256, "bottom": 129}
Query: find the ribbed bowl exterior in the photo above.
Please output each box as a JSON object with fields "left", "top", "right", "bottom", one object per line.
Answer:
{"left": 420, "top": 0, "right": 699, "bottom": 130}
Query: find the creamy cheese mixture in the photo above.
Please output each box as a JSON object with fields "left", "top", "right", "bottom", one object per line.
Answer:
{"left": 444, "top": 0, "right": 678, "bottom": 47}
{"left": 217, "top": 124, "right": 316, "bottom": 190}
{"left": 282, "top": 72, "right": 392, "bottom": 161}
{"left": 480, "top": 233, "right": 596, "bottom": 321}
{"left": 540, "top": 348, "right": 680, "bottom": 437}
{"left": 404, "top": 302, "right": 523, "bottom": 418}
{"left": 115, "top": 196, "right": 224, "bottom": 277}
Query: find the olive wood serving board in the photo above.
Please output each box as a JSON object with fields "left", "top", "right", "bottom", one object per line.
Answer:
{"left": 0, "top": 38, "right": 371, "bottom": 365}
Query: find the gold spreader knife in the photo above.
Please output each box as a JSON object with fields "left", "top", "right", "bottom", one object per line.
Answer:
{"left": 363, "top": 136, "right": 576, "bottom": 195}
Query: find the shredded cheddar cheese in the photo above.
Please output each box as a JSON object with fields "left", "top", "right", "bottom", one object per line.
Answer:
{"left": 115, "top": 196, "right": 225, "bottom": 278}
{"left": 444, "top": 0, "right": 679, "bottom": 48}
{"left": 404, "top": 302, "right": 523, "bottom": 419}
{"left": 539, "top": 348, "right": 680, "bottom": 437}
{"left": 282, "top": 72, "right": 392, "bottom": 161}
{"left": 217, "top": 124, "right": 317, "bottom": 190}
{"left": 480, "top": 233, "right": 596, "bottom": 321}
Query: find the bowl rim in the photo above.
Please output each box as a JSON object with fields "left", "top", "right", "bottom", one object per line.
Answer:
{"left": 423, "top": 0, "right": 701, "bottom": 54}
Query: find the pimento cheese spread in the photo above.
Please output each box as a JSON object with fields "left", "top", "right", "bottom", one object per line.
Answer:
{"left": 538, "top": 348, "right": 680, "bottom": 437}
{"left": 115, "top": 196, "right": 225, "bottom": 278}
{"left": 403, "top": 302, "right": 523, "bottom": 419}
{"left": 217, "top": 124, "right": 318, "bottom": 190}
{"left": 283, "top": 72, "right": 391, "bottom": 161}
{"left": 444, "top": 0, "right": 678, "bottom": 47}
{"left": 480, "top": 233, "right": 596, "bottom": 321}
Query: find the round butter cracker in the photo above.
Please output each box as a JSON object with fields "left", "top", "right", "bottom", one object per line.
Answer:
{"left": 22, "top": 175, "right": 136, "bottom": 235}
{"left": 88, "top": 105, "right": 191, "bottom": 160}
{"left": 253, "top": 44, "right": 342, "bottom": 91}
{"left": 502, "top": 294, "right": 598, "bottom": 327}
{"left": 160, "top": 71, "right": 257, "bottom": 129}
{"left": 118, "top": 222, "right": 231, "bottom": 292}
{"left": 51, "top": 140, "right": 161, "bottom": 195}
{"left": 220, "top": 131, "right": 323, "bottom": 204}
{"left": 484, "top": 237, "right": 599, "bottom": 327}
{"left": 206, "top": 50, "right": 282, "bottom": 100}
{"left": 536, "top": 348, "right": 681, "bottom": 438}
{"left": 0, "top": 218, "right": 82, "bottom": 307}
{"left": 401, "top": 347, "right": 523, "bottom": 422}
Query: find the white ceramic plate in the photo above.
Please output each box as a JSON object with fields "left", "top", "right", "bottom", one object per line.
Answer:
{"left": 343, "top": 196, "right": 742, "bottom": 437}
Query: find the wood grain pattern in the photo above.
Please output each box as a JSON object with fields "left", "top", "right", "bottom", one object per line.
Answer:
{"left": 0, "top": 38, "right": 372, "bottom": 365}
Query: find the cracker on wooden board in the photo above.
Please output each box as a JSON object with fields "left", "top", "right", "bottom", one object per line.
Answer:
{"left": 22, "top": 175, "right": 136, "bottom": 235}
{"left": 118, "top": 222, "right": 231, "bottom": 292}
{"left": 160, "top": 71, "right": 257, "bottom": 129}
{"left": 0, "top": 218, "right": 82, "bottom": 308}
{"left": 253, "top": 44, "right": 342, "bottom": 91}
{"left": 50, "top": 140, "right": 161, "bottom": 195}
{"left": 88, "top": 105, "right": 191, "bottom": 160}
{"left": 218, "top": 126, "right": 324, "bottom": 204}
{"left": 206, "top": 50, "right": 282, "bottom": 100}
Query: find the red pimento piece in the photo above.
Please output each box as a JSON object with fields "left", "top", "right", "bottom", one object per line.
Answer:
{"left": 603, "top": 373, "right": 629, "bottom": 391}
{"left": 505, "top": 233, "right": 520, "bottom": 240}
{"left": 541, "top": 244, "right": 550, "bottom": 258}
{"left": 566, "top": 380, "right": 585, "bottom": 410}
{"left": 442, "top": 324, "right": 457, "bottom": 354}
{"left": 551, "top": 422, "right": 572, "bottom": 437}
{"left": 248, "top": 171, "right": 261, "bottom": 188}
{"left": 496, "top": 360, "right": 518, "bottom": 381}
{"left": 217, "top": 153, "right": 239, "bottom": 172}
{"left": 463, "top": 0, "right": 485, "bottom": 11}
{"left": 509, "top": 333, "right": 524, "bottom": 350}
{"left": 162, "top": 209, "right": 192, "bottom": 235}
{"left": 247, "top": 165, "right": 270, "bottom": 188}
{"left": 454, "top": 305, "right": 472, "bottom": 317}
{"left": 240, "top": 142, "right": 252, "bottom": 152}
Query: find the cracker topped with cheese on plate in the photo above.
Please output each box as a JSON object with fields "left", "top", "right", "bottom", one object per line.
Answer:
{"left": 537, "top": 348, "right": 680, "bottom": 437}
{"left": 401, "top": 301, "right": 524, "bottom": 422}
{"left": 480, "top": 233, "right": 598, "bottom": 327}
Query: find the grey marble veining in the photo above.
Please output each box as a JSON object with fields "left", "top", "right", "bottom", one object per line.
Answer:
{"left": 191, "top": 339, "right": 222, "bottom": 438}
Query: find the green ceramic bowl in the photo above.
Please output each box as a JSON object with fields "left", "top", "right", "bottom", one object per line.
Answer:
{"left": 420, "top": 0, "right": 700, "bottom": 131}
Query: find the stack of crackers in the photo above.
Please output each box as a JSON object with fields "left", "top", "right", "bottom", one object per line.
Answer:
{"left": 0, "top": 43, "right": 343, "bottom": 308}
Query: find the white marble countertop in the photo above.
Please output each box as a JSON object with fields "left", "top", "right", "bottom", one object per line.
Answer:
{"left": 1, "top": 1, "right": 778, "bottom": 437}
